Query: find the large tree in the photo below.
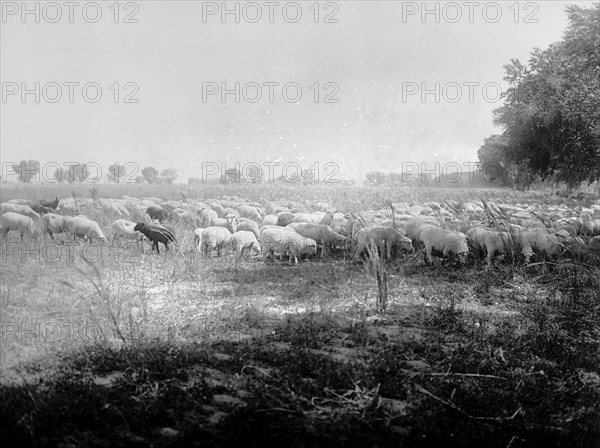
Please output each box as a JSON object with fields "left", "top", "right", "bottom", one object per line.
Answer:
{"left": 484, "top": 3, "right": 600, "bottom": 190}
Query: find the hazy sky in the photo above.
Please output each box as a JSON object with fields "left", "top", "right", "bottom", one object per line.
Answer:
{"left": 0, "top": 1, "right": 590, "bottom": 182}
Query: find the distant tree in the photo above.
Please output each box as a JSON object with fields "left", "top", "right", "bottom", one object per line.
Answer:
{"left": 284, "top": 170, "right": 301, "bottom": 183}
{"left": 385, "top": 172, "right": 404, "bottom": 185}
{"left": 364, "top": 171, "right": 386, "bottom": 186}
{"left": 12, "top": 160, "right": 40, "bottom": 183}
{"left": 52, "top": 165, "right": 93, "bottom": 183}
{"left": 223, "top": 168, "right": 240, "bottom": 183}
{"left": 63, "top": 163, "right": 90, "bottom": 183}
{"left": 51, "top": 167, "right": 66, "bottom": 183}
{"left": 135, "top": 175, "right": 146, "bottom": 183}
{"left": 107, "top": 163, "right": 127, "bottom": 183}
{"left": 160, "top": 167, "right": 178, "bottom": 184}
{"left": 141, "top": 166, "right": 159, "bottom": 183}
{"left": 244, "top": 165, "right": 263, "bottom": 183}
{"left": 477, "top": 134, "right": 513, "bottom": 186}
{"left": 301, "top": 168, "right": 316, "bottom": 184}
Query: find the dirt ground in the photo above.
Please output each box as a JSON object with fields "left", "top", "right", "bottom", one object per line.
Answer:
{"left": 1, "top": 238, "right": 599, "bottom": 447}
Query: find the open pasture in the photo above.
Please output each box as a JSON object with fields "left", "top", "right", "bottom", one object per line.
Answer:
{"left": 1, "top": 183, "right": 599, "bottom": 447}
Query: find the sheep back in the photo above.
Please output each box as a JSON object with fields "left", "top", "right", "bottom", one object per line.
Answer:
{"left": 421, "top": 227, "right": 469, "bottom": 264}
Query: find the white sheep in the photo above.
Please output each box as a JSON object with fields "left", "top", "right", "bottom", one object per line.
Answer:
{"left": 170, "top": 208, "right": 198, "bottom": 225}
{"left": 210, "top": 214, "right": 237, "bottom": 233}
{"left": 112, "top": 219, "right": 146, "bottom": 250}
{"left": 314, "top": 201, "right": 335, "bottom": 213}
{"left": 588, "top": 236, "right": 600, "bottom": 252}
{"left": 208, "top": 202, "right": 226, "bottom": 218}
{"left": 237, "top": 205, "right": 263, "bottom": 223}
{"left": 552, "top": 223, "right": 578, "bottom": 235}
{"left": 520, "top": 229, "right": 566, "bottom": 264}
{"left": 190, "top": 201, "right": 211, "bottom": 213}
{"left": 272, "top": 206, "right": 291, "bottom": 215}
{"left": 287, "top": 222, "right": 348, "bottom": 257}
{"left": 56, "top": 198, "right": 83, "bottom": 216}
{"left": 260, "top": 227, "right": 317, "bottom": 264}
{"left": 0, "top": 212, "right": 36, "bottom": 241}
{"left": 483, "top": 230, "right": 525, "bottom": 266}
{"left": 195, "top": 226, "right": 232, "bottom": 256}
{"left": 230, "top": 230, "right": 261, "bottom": 259}
{"left": 590, "top": 236, "right": 600, "bottom": 251}
{"left": 66, "top": 217, "right": 107, "bottom": 243}
{"left": 0, "top": 203, "right": 40, "bottom": 220}
{"left": 97, "top": 199, "right": 128, "bottom": 217}
{"left": 353, "top": 226, "right": 413, "bottom": 260}
{"left": 509, "top": 216, "right": 547, "bottom": 230}
{"left": 346, "top": 214, "right": 389, "bottom": 239}
{"left": 465, "top": 226, "right": 519, "bottom": 266}
{"left": 261, "top": 214, "right": 279, "bottom": 227}
{"left": 329, "top": 214, "right": 351, "bottom": 237}
{"left": 420, "top": 227, "right": 469, "bottom": 265}
{"left": 466, "top": 226, "right": 490, "bottom": 254}
{"left": 318, "top": 211, "right": 335, "bottom": 226}
{"left": 583, "top": 218, "right": 600, "bottom": 236}
{"left": 236, "top": 217, "right": 261, "bottom": 241}
{"left": 292, "top": 212, "right": 326, "bottom": 224}
{"left": 223, "top": 207, "right": 240, "bottom": 218}
{"left": 200, "top": 208, "right": 218, "bottom": 227}
{"left": 404, "top": 218, "right": 439, "bottom": 245}
{"left": 111, "top": 201, "right": 131, "bottom": 217}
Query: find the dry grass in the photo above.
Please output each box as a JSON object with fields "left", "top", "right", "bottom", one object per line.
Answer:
{"left": 1, "top": 183, "right": 599, "bottom": 447}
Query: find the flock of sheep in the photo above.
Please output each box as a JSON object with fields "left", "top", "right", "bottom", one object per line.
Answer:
{"left": 1, "top": 194, "right": 600, "bottom": 268}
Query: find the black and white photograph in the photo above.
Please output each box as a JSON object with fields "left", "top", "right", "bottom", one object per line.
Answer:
{"left": 1, "top": 1, "right": 599, "bottom": 446}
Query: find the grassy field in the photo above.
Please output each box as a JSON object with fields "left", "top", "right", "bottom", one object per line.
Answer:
{"left": 1, "top": 183, "right": 599, "bottom": 447}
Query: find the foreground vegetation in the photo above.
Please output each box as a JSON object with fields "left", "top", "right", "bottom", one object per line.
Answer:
{"left": 1, "top": 183, "right": 599, "bottom": 447}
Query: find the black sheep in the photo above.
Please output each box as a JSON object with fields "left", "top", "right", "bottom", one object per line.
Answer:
{"left": 146, "top": 205, "right": 169, "bottom": 222}
{"left": 276, "top": 213, "right": 295, "bottom": 227}
{"left": 133, "top": 222, "right": 177, "bottom": 253}
{"left": 40, "top": 196, "right": 60, "bottom": 210}
{"left": 22, "top": 200, "right": 54, "bottom": 214}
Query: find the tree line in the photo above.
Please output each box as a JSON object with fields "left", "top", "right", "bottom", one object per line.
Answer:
{"left": 362, "top": 170, "right": 495, "bottom": 188}
{"left": 5, "top": 161, "right": 179, "bottom": 184}
{"left": 478, "top": 4, "right": 599, "bottom": 191}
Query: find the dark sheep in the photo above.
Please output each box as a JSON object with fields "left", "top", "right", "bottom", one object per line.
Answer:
{"left": 133, "top": 222, "right": 177, "bottom": 253}
{"left": 40, "top": 196, "right": 60, "bottom": 210}
{"left": 276, "top": 213, "right": 295, "bottom": 227}
{"left": 22, "top": 200, "right": 55, "bottom": 215}
{"left": 146, "top": 205, "right": 169, "bottom": 222}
